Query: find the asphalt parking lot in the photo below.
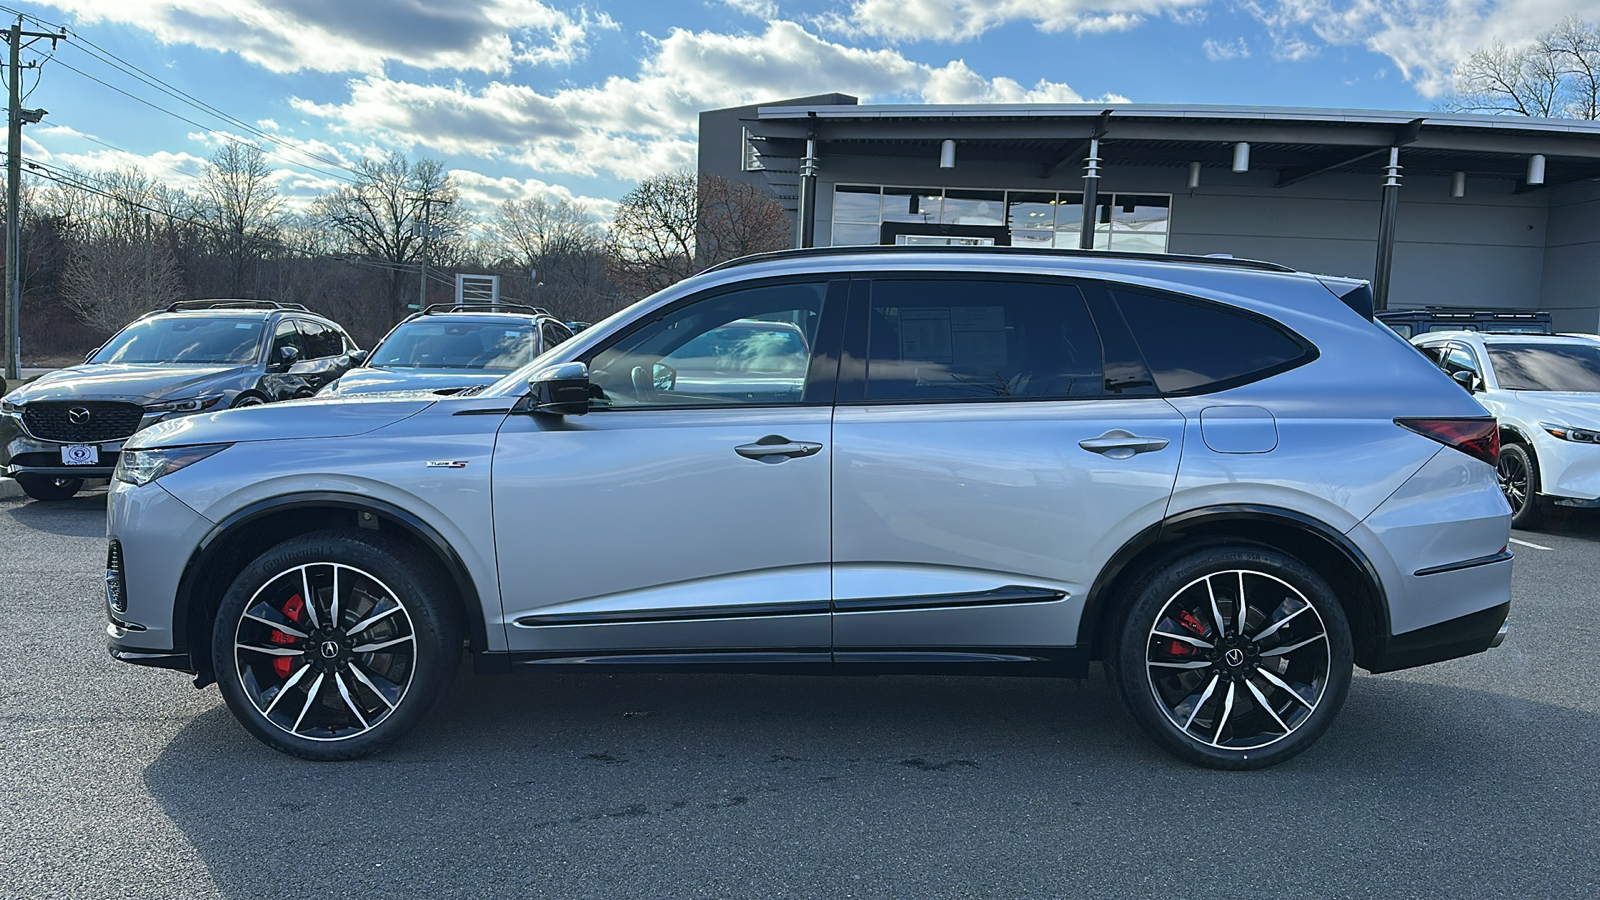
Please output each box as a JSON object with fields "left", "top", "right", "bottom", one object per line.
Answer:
{"left": 2, "top": 489, "right": 1597, "bottom": 898}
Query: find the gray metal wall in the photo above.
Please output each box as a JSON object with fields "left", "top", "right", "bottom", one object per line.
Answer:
{"left": 1540, "top": 180, "right": 1600, "bottom": 333}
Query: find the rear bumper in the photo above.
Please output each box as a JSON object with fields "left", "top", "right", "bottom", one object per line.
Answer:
{"left": 1366, "top": 600, "right": 1510, "bottom": 673}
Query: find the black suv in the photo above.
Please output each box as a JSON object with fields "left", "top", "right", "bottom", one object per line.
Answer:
{"left": 0, "top": 299, "right": 361, "bottom": 500}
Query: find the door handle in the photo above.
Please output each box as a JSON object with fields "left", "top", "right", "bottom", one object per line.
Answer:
{"left": 735, "top": 435, "right": 823, "bottom": 461}
{"left": 1078, "top": 430, "right": 1170, "bottom": 460}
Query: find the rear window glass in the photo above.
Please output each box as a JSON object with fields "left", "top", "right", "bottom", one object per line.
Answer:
{"left": 1111, "top": 290, "right": 1314, "bottom": 394}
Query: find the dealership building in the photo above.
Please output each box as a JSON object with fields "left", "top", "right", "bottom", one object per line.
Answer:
{"left": 700, "top": 95, "right": 1600, "bottom": 332}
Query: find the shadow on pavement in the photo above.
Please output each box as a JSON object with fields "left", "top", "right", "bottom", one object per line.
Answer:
{"left": 141, "top": 668, "right": 1600, "bottom": 898}
{"left": 3, "top": 490, "right": 107, "bottom": 536}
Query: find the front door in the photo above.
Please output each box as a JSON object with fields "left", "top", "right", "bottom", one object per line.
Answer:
{"left": 829, "top": 275, "right": 1185, "bottom": 659}
{"left": 493, "top": 278, "right": 847, "bottom": 660}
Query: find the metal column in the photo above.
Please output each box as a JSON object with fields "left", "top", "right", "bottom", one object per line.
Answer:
{"left": 1372, "top": 147, "right": 1402, "bottom": 311}
{"left": 796, "top": 137, "right": 818, "bottom": 249}
{"left": 1078, "top": 138, "right": 1101, "bottom": 251}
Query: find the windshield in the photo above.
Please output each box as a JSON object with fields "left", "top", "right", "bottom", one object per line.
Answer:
{"left": 1487, "top": 343, "right": 1600, "bottom": 392}
{"left": 370, "top": 321, "right": 536, "bottom": 371}
{"left": 90, "top": 316, "right": 265, "bottom": 365}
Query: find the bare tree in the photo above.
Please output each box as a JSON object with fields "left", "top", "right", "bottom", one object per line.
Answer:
{"left": 197, "top": 142, "right": 285, "bottom": 296}
{"left": 488, "top": 197, "right": 612, "bottom": 318}
{"left": 61, "top": 234, "right": 184, "bottom": 334}
{"left": 1444, "top": 17, "right": 1600, "bottom": 119}
{"left": 313, "top": 152, "right": 462, "bottom": 322}
{"left": 606, "top": 172, "right": 790, "bottom": 298}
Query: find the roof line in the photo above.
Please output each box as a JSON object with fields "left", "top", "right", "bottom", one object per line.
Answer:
{"left": 700, "top": 245, "right": 1296, "bottom": 275}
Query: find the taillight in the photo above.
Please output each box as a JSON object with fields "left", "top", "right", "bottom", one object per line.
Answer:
{"left": 1394, "top": 417, "right": 1499, "bottom": 466}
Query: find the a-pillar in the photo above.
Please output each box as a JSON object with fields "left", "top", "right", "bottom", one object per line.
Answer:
{"left": 1372, "top": 147, "right": 1402, "bottom": 311}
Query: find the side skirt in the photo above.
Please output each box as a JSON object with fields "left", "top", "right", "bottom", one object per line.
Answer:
{"left": 476, "top": 647, "right": 1089, "bottom": 677}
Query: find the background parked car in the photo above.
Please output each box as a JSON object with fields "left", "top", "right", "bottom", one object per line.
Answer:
{"left": 0, "top": 299, "right": 360, "bottom": 501}
{"left": 1413, "top": 330, "right": 1600, "bottom": 527}
{"left": 317, "top": 303, "right": 574, "bottom": 398}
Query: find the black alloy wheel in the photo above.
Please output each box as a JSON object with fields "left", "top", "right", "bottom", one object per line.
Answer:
{"left": 212, "top": 530, "right": 460, "bottom": 760}
{"left": 1496, "top": 444, "right": 1544, "bottom": 530}
{"left": 1113, "top": 545, "right": 1353, "bottom": 769}
{"left": 16, "top": 474, "right": 83, "bottom": 501}
{"left": 230, "top": 393, "right": 267, "bottom": 408}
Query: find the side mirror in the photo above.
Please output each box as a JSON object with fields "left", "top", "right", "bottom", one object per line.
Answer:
{"left": 346, "top": 349, "right": 369, "bottom": 366}
{"left": 528, "top": 361, "right": 590, "bottom": 416}
{"left": 275, "top": 345, "right": 301, "bottom": 370}
{"left": 1450, "top": 370, "right": 1478, "bottom": 392}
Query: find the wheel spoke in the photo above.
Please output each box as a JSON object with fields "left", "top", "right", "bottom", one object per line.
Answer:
{"left": 1244, "top": 676, "right": 1292, "bottom": 734}
{"left": 291, "top": 672, "right": 326, "bottom": 733}
{"left": 1205, "top": 576, "right": 1226, "bottom": 637}
{"left": 333, "top": 672, "right": 370, "bottom": 730}
{"left": 351, "top": 635, "right": 414, "bottom": 654}
{"left": 1255, "top": 667, "right": 1315, "bottom": 709}
{"left": 1182, "top": 674, "right": 1221, "bottom": 732}
{"left": 346, "top": 603, "right": 401, "bottom": 637}
{"left": 348, "top": 662, "right": 397, "bottom": 711}
{"left": 1154, "top": 630, "right": 1214, "bottom": 650}
{"left": 1252, "top": 604, "right": 1308, "bottom": 643}
{"left": 261, "top": 662, "right": 313, "bottom": 717}
{"left": 244, "top": 612, "right": 309, "bottom": 639}
{"left": 1260, "top": 632, "right": 1326, "bottom": 657}
{"left": 1149, "top": 659, "right": 1212, "bottom": 670}
{"left": 299, "top": 566, "right": 320, "bottom": 629}
{"left": 330, "top": 566, "right": 341, "bottom": 630}
{"left": 1212, "top": 680, "right": 1237, "bottom": 744}
{"left": 237, "top": 643, "right": 304, "bottom": 657}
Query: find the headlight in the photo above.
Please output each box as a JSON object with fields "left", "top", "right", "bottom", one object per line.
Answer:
{"left": 114, "top": 443, "right": 232, "bottom": 486}
{"left": 145, "top": 396, "right": 223, "bottom": 415}
{"left": 0, "top": 398, "right": 18, "bottom": 415}
{"left": 1540, "top": 423, "right": 1600, "bottom": 443}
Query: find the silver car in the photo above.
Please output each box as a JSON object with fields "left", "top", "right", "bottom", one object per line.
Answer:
{"left": 104, "top": 247, "right": 1512, "bottom": 769}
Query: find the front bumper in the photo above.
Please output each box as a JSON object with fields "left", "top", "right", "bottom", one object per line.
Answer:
{"left": 104, "top": 478, "right": 214, "bottom": 673}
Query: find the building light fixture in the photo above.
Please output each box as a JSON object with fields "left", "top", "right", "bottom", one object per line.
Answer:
{"left": 939, "top": 139, "right": 956, "bottom": 169}
{"left": 1231, "top": 142, "right": 1250, "bottom": 173}
{"left": 1527, "top": 154, "right": 1546, "bottom": 185}
{"left": 1450, "top": 171, "right": 1466, "bottom": 198}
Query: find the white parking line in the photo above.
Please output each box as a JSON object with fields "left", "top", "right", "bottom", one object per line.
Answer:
{"left": 1510, "top": 537, "right": 1554, "bottom": 551}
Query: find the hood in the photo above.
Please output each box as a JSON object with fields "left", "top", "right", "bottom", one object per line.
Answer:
{"left": 326, "top": 367, "right": 507, "bottom": 397}
{"left": 10, "top": 363, "right": 251, "bottom": 405}
{"left": 1509, "top": 391, "right": 1600, "bottom": 428}
{"left": 127, "top": 394, "right": 436, "bottom": 450}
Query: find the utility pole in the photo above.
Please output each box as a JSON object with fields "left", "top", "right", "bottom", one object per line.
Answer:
{"left": 3, "top": 18, "right": 58, "bottom": 382}
{"left": 409, "top": 195, "right": 449, "bottom": 312}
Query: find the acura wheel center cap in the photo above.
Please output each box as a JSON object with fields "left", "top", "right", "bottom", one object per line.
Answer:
{"left": 1224, "top": 647, "right": 1246, "bottom": 668}
{"left": 320, "top": 640, "right": 341, "bottom": 660}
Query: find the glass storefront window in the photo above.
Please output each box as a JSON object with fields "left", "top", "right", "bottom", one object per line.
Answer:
{"left": 1113, "top": 194, "right": 1171, "bottom": 233}
{"left": 831, "top": 222, "right": 879, "bottom": 246}
{"left": 942, "top": 189, "right": 1005, "bottom": 225}
{"left": 882, "top": 187, "right": 942, "bottom": 224}
{"left": 833, "top": 185, "right": 881, "bottom": 223}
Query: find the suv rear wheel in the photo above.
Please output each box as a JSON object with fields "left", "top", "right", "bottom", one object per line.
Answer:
{"left": 211, "top": 530, "right": 461, "bottom": 760}
{"left": 1112, "top": 545, "right": 1353, "bottom": 769}
{"left": 16, "top": 474, "right": 83, "bottom": 501}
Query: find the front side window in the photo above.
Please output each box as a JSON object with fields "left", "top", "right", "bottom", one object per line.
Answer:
{"left": 271, "top": 319, "right": 305, "bottom": 364}
{"left": 298, "top": 320, "right": 344, "bottom": 359}
{"left": 588, "top": 281, "right": 830, "bottom": 408}
{"left": 370, "top": 321, "right": 536, "bottom": 371}
{"left": 1442, "top": 345, "right": 1481, "bottom": 380}
{"left": 90, "top": 316, "right": 265, "bottom": 365}
{"left": 1112, "top": 289, "right": 1315, "bottom": 394}
{"left": 862, "top": 279, "right": 1104, "bottom": 402}
{"left": 1486, "top": 342, "right": 1600, "bottom": 392}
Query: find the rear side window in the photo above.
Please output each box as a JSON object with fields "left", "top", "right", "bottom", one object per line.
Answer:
{"left": 1111, "top": 289, "right": 1315, "bottom": 394}
{"left": 864, "top": 278, "right": 1103, "bottom": 402}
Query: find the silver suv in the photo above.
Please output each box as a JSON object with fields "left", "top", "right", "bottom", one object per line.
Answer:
{"left": 105, "top": 247, "right": 1513, "bottom": 769}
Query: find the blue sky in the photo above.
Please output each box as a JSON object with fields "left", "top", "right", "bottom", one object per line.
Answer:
{"left": 10, "top": 0, "right": 1592, "bottom": 221}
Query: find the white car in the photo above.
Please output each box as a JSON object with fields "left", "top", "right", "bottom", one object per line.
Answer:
{"left": 1413, "top": 330, "right": 1600, "bottom": 528}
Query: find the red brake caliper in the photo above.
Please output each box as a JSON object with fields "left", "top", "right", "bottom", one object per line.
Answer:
{"left": 270, "top": 594, "right": 306, "bottom": 679}
{"left": 1169, "top": 610, "right": 1207, "bottom": 657}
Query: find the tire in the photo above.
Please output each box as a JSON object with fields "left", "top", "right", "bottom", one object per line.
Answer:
{"left": 1497, "top": 443, "right": 1546, "bottom": 530}
{"left": 230, "top": 392, "right": 268, "bottom": 409}
{"left": 1112, "top": 544, "right": 1353, "bottom": 770}
{"left": 211, "top": 529, "right": 461, "bottom": 761}
{"left": 16, "top": 474, "right": 83, "bottom": 501}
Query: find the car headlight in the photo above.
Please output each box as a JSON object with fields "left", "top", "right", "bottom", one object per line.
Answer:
{"left": 113, "top": 443, "right": 232, "bottom": 486}
{"left": 145, "top": 396, "right": 223, "bottom": 415}
{"left": 0, "top": 398, "right": 18, "bottom": 415}
{"left": 1540, "top": 423, "right": 1600, "bottom": 443}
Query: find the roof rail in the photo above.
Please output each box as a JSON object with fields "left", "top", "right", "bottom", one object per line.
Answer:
{"left": 165, "top": 298, "right": 308, "bottom": 312}
{"left": 419, "top": 302, "right": 548, "bottom": 316}
{"left": 700, "top": 245, "right": 1297, "bottom": 275}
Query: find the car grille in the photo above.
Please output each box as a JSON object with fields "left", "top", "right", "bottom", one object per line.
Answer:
{"left": 21, "top": 401, "right": 146, "bottom": 443}
{"left": 106, "top": 539, "right": 127, "bottom": 614}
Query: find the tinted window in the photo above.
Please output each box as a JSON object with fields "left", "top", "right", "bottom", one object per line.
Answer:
{"left": 298, "top": 320, "right": 344, "bottom": 359}
{"left": 91, "top": 316, "right": 264, "bottom": 365}
{"left": 588, "top": 281, "right": 828, "bottom": 408}
{"left": 541, "top": 321, "right": 573, "bottom": 350}
{"left": 1112, "top": 290, "right": 1313, "bottom": 394}
{"left": 864, "top": 279, "right": 1103, "bottom": 402}
{"left": 371, "top": 321, "right": 535, "bottom": 371}
{"left": 270, "top": 319, "right": 304, "bottom": 363}
{"left": 1487, "top": 343, "right": 1600, "bottom": 392}
{"left": 1443, "top": 345, "right": 1480, "bottom": 378}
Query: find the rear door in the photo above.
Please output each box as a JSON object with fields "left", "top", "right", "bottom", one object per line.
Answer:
{"left": 829, "top": 274, "right": 1185, "bottom": 659}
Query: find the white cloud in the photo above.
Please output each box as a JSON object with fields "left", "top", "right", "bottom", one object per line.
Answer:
{"left": 822, "top": 0, "right": 1207, "bottom": 41}
{"left": 40, "top": 0, "right": 612, "bottom": 74}
{"left": 1202, "top": 36, "right": 1250, "bottom": 60}
{"left": 719, "top": 0, "right": 779, "bottom": 18}
{"left": 294, "top": 20, "right": 1118, "bottom": 181}
{"left": 449, "top": 169, "right": 617, "bottom": 220}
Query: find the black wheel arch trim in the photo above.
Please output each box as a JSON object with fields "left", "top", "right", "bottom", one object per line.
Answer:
{"left": 1080, "top": 504, "right": 1391, "bottom": 666}
{"left": 172, "top": 492, "right": 490, "bottom": 675}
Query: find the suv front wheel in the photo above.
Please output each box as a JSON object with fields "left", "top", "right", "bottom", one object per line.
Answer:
{"left": 211, "top": 530, "right": 461, "bottom": 760}
{"left": 1112, "top": 545, "right": 1353, "bottom": 769}
{"left": 1496, "top": 443, "right": 1545, "bottom": 530}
